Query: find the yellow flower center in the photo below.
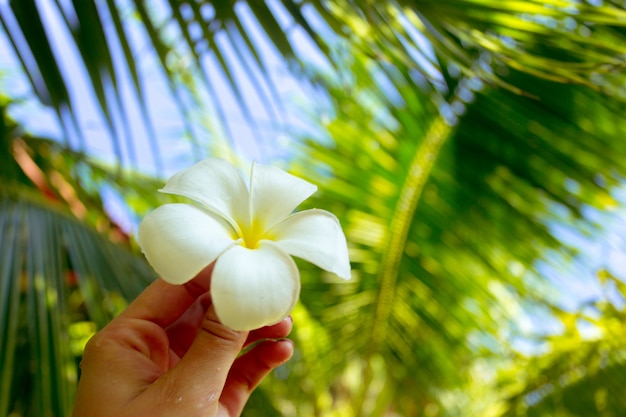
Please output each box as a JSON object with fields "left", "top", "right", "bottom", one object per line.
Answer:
{"left": 240, "top": 221, "right": 265, "bottom": 249}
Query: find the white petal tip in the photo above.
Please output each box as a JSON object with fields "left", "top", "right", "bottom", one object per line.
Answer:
{"left": 332, "top": 264, "right": 352, "bottom": 280}
{"left": 337, "top": 271, "right": 352, "bottom": 280}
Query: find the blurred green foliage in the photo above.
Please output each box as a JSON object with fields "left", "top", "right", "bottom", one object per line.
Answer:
{"left": 1, "top": 1, "right": 626, "bottom": 416}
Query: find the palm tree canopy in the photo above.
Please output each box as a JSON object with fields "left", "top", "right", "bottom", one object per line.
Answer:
{"left": 1, "top": 1, "right": 626, "bottom": 416}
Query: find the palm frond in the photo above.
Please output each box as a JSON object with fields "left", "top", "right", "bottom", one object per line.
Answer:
{"left": 498, "top": 271, "right": 626, "bottom": 416}
{"left": 0, "top": 93, "right": 166, "bottom": 417}
{"left": 3, "top": 2, "right": 626, "bottom": 416}
{"left": 276, "top": 35, "right": 626, "bottom": 414}
{"left": 0, "top": 186, "right": 156, "bottom": 417}
{"left": 3, "top": 1, "right": 626, "bottom": 173}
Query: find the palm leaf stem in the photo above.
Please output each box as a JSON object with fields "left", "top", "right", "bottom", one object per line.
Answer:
{"left": 0, "top": 196, "right": 21, "bottom": 417}
{"left": 358, "top": 114, "right": 453, "bottom": 414}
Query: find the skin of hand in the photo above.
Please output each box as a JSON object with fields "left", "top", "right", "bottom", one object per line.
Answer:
{"left": 71, "top": 264, "right": 294, "bottom": 417}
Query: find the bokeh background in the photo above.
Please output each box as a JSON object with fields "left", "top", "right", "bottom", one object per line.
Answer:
{"left": 1, "top": 1, "right": 626, "bottom": 416}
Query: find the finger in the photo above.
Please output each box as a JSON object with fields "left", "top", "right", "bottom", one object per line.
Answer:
{"left": 165, "top": 293, "right": 212, "bottom": 360}
{"left": 120, "top": 263, "right": 214, "bottom": 327}
{"left": 152, "top": 304, "right": 248, "bottom": 412}
{"left": 221, "top": 339, "right": 294, "bottom": 416}
{"left": 244, "top": 316, "right": 293, "bottom": 348}
{"left": 166, "top": 301, "right": 292, "bottom": 360}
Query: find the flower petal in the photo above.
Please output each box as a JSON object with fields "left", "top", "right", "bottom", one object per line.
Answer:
{"left": 137, "top": 203, "right": 236, "bottom": 284}
{"left": 268, "top": 209, "right": 351, "bottom": 279}
{"left": 249, "top": 163, "right": 317, "bottom": 231}
{"left": 159, "top": 158, "right": 250, "bottom": 231}
{"left": 211, "top": 242, "right": 300, "bottom": 331}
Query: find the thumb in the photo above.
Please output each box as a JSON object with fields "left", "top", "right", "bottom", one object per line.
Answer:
{"left": 153, "top": 304, "right": 248, "bottom": 414}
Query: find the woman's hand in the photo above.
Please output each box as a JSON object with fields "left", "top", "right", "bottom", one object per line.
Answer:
{"left": 71, "top": 264, "right": 293, "bottom": 417}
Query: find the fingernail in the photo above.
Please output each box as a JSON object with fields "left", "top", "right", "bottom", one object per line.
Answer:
{"left": 276, "top": 338, "right": 295, "bottom": 353}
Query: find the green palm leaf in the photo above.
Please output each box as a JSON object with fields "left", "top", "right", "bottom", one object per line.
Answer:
{"left": 498, "top": 272, "right": 626, "bottom": 416}
{"left": 3, "top": 1, "right": 625, "bottom": 168}
{"left": 277, "top": 41, "right": 626, "bottom": 415}
{"left": 2, "top": 2, "right": 626, "bottom": 417}
{"left": 0, "top": 97, "right": 163, "bottom": 417}
{"left": 0, "top": 187, "right": 156, "bottom": 417}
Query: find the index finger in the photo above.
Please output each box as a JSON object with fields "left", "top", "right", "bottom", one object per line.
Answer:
{"left": 118, "top": 263, "right": 214, "bottom": 327}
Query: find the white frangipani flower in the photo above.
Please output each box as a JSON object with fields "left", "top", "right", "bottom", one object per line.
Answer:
{"left": 137, "top": 158, "right": 351, "bottom": 331}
